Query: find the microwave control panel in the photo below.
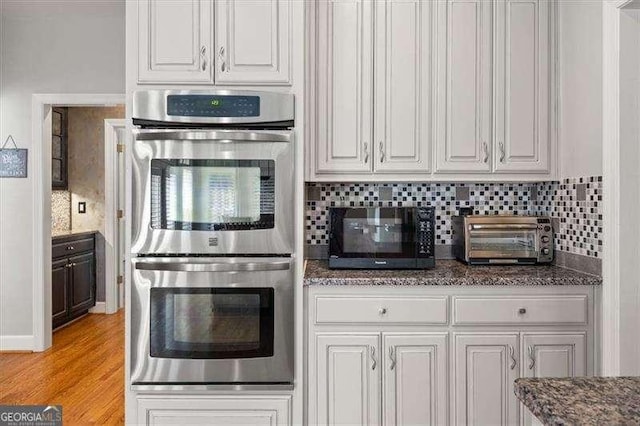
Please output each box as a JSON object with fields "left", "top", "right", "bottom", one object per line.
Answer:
{"left": 166, "top": 95, "right": 261, "bottom": 117}
{"left": 416, "top": 207, "right": 436, "bottom": 259}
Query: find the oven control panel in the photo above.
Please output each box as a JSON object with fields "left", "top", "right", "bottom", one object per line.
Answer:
{"left": 166, "top": 95, "right": 260, "bottom": 117}
{"left": 416, "top": 207, "right": 435, "bottom": 258}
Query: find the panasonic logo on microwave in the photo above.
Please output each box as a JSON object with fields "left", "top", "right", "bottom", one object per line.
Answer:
{"left": 208, "top": 237, "right": 219, "bottom": 247}
{"left": 374, "top": 261, "right": 387, "bottom": 265}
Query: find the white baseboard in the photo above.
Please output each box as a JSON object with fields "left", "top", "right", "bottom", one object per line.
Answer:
{"left": 0, "top": 335, "right": 34, "bottom": 351}
{"left": 89, "top": 302, "right": 106, "bottom": 314}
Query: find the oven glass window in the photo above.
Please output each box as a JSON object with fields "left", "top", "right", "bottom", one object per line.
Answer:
{"left": 469, "top": 230, "right": 537, "bottom": 256}
{"left": 330, "top": 208, "right": 416, "bottom": 258}
{"left": 149, "top": 288, "right": 274, "bottom": 359}
{"left": 150, "top": 159, "right": 275, "bottom": 231}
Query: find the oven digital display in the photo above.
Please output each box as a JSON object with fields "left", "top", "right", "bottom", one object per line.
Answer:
{"left": 166, "top": 95, "right": 260, "bottom": 117}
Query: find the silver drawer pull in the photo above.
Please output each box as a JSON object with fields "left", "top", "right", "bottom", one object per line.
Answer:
{"left": 518, "top": 308, "right": 527, "bottom": 315}
{"left": 379, "top": 307, "right": 387, "bottom": 315}
{"left": 66, "top": 246, "right": 75, "bottom": 250}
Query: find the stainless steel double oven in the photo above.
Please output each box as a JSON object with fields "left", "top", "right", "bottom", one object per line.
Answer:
{"left": 130, "top": 90, "right": 294, "bottom": 389}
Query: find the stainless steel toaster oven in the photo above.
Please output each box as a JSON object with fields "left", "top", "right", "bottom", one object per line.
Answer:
{"left": 452, "top": 215, "right": 553, "bottom": 265}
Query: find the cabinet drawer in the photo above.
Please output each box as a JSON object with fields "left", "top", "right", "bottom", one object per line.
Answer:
{"left": 452, "top": 295, "right": 588, "bottom": 325}
{"left": 315, "top": 296, "right": 448, "bottom": 325}
{"left": 53, "top": 237, "right": 94, "bottom": 259}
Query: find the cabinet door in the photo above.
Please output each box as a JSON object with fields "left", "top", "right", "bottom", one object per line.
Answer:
{"left": 69, "top": 252, "right": 95, "bottom": 315}
{"left": 314, "top": 0, "right": 374, "bottom": 174}
{"left": 138, "top": 0, "right": 213, "bottom": 84}
{"left": 52, "top": 259, "right": 69, "bottom": 328}
{"left": 435, "top": 0, "right": 492, "bottom": 173}
{"left": 521, "top": 333, "right": 587, "bottom": 426}
{"left": 315, "top": 333, "right": 381, "bottom": 425}
{"left": 138, "top": 396, "right": 291, "bottom": 425}
{"left": 383, "top": 333, "right": 448, "bottom": 426}
{"left": 374, "top": 0, "right": 432, "bottom": 174}
{"left": 494, "top": 0, "right": 551, "bottom": 172}
{"left": 454, "top": 333, "right": 520, "bottom": 426}
{"left": 215, "top": 0, "right": 291, "bottom": 85}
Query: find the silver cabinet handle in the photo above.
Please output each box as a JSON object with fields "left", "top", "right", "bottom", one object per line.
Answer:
{"left": 364, "top": 142, "right": 369, "bottom": 164}
{"left": 370, "top": 346, "right": 377, "bottom": 370}
{"left": 200, "top": 46, "right": 207, "bottom": 71}
{"left": 389, "top": 346, "right": 396, "bottom": 370}
{"left": 499, "top": 141, "right": 505, "bottom": 163}
{"left": 483, "top": 141, "right": 489, "bottom": 163}
{"left": 378, "top": 307, "right": 387, "bottom": 315}
{"left": 528, "top": 345, "right": 535, "bottom": 370}
{"left": 518, "top": 308, "right": 527, "bottom": 315}
{"left": 509, "top": 345, "right": 517, "bottom": 370}
{"left": 66, "top": 246, "right": 75, "bottom": 250}
{"left": 219, "top": 46, "right": 226, "bottom": 72}
{"left": 379, "top": 141, "right": 385, "bottom": 163}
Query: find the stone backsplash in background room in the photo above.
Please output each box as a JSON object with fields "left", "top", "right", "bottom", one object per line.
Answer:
{"left": 305, "top": 177, "right": 603, "bottom": 262}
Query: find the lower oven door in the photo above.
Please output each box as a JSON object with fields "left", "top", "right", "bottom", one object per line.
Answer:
{"left": 130, "top": 257, "right": 294, "bottom": 386}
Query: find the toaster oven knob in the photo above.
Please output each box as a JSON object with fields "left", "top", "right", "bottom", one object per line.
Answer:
{"left": 541, "top": 236, "right": 550, "bottom": 243}
{"left": 542, "top": 248, "right": 550, "bottom": 255}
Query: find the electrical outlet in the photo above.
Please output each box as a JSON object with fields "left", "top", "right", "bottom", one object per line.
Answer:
{"left": 78, "top": 202, "right": 86, "bottom": 214}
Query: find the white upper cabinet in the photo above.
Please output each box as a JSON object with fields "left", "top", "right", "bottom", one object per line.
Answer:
{"left": 138, "top": 0, "right": 213, "bottom": 84}
{"left": 435, "top": 0, "right": 493, "bottom": 173}
{"left": 314, "top": 333, "right": 381, "bottom": 426}
{"left": 454, "top": 333, "right": 520, "bottom": 426}
{"left": 374, "top": 0, "right": 433, "bottom": 174}
{"left": 494, "top": 0, "right": 551, "bottom": 172}
{"left": 383, "top": 333, "right": 448, "bottom": 426}
{"left": 314, "top": 0, "right": 374, "bottom": 174}
{"left": 215, "top": 0, "right": 291, "bottom": 85}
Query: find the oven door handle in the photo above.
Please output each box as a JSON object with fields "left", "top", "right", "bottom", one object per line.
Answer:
{"left": 134, "top": 260, "right": 291, "bottom": 272}
{"left": 469, "top": 224, "right": 538, "bottom": 230}
{"left": 135, "top": 130, "right": 291, "bottom": 143}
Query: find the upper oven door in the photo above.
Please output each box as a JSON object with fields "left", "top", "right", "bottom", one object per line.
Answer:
{"left": 132, "top": 129, "right": 294, "bottom": 255}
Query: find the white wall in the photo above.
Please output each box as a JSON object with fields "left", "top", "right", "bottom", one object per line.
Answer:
{"left": 558, "top": 0, "right": 604, "bottom": 178}
{"left": 618, "top": 6, "right": 640, "bottom": 375}
{"left": 0, "top": 1, "right": 125, "bottom": 344}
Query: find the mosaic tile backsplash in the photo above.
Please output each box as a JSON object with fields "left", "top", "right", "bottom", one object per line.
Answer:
{"left": 305, "top": 176, "right": 603, "bottom": 259}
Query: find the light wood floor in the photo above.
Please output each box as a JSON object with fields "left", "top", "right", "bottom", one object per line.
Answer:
{"left": 0, "top": 310, "right": 125, "bottom": 425}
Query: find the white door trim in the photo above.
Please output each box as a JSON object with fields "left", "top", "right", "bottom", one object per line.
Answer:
{"left": 104, "top": 119, "right": 126, "bottom": 315}
{"left": 31, "top": 93, "right": 125, "bottom": 352}
{"left": 601, "top": 0, "right": 634, "bottom": 376}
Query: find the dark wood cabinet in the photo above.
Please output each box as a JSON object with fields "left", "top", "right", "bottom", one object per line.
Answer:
{"left": 52, "top": 233, "right": 96, "bottom": 329}
{"left": 52, "top": 107, "right": 68, "bottom": 190}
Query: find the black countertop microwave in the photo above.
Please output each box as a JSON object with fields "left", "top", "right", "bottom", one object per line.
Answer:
{"left": 328, "top": 207, "right": 436, "bottom": 269}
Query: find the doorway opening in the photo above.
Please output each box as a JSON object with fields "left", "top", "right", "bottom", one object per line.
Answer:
{"left": 32, "top": 94, "right": 126, "bottom": 351}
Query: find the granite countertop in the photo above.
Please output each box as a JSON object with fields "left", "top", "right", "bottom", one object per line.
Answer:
{"left": 303, "top": 259, "right": 602, "bottom": 286}
{"left": 52, "top": 229, "right": 98, "bottom": 239}
{"left": 514, "top": 377, "right": 640, "bottom": 425}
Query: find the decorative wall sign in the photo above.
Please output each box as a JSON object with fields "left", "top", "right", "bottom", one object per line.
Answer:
{"left": 0, "top": 135, "right": 28, "bottom": 178}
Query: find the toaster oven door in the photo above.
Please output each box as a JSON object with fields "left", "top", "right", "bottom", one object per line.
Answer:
{"left": 467, "top": 224, "right": 538, "bottom": 262}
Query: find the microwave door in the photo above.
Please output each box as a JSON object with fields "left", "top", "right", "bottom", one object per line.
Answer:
{"left": 467, "top": 226, "right": 538, "bottom": 261}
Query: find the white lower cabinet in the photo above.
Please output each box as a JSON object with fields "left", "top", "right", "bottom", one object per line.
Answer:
{"left": 521, "top": 333, "right": 587, "bottom": 426}
{"left": 137, "top": 396, "right": 291, "bottom": 425}
{"left": 315, "top": 333, "right": 381, "bottom": 426}
{"left": 308, "top": 287, "right": 595, "bottom": 426}
{"left": 383, "top": 333, "right": 448, "bottom": 426}
{"left": 313, "top": 332, "right": 447, "bottom": 426}
{"left": 453, "top": 333, "right": 521, "bottom": 426}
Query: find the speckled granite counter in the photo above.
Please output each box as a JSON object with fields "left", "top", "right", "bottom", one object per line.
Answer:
{"left": 514, "top": 377, "right": 640, "bottom": 425}
{"left": 303, "top": 260, "right": 602, "bottom": 286}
